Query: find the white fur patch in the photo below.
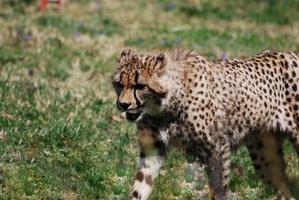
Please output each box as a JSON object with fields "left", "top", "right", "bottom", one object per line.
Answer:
{"left": 141, "top": 155, "right": 164, "bottom": 179}
{"left": 132, "top": 180, "right": 152, "bottom": 200}
{"left": 132, "top": 155, "right": 164, "bottom": 200}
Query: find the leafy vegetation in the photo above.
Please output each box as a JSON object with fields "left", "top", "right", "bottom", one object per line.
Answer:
{"left": 0, "top": 0, "right": 298, "bottom": 199}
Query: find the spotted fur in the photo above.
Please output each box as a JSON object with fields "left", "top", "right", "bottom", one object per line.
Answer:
{"left": 112, "top": 48, "right": 299, "bottom": 200}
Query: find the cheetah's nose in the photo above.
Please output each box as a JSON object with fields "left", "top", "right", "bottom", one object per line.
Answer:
{"left": 118, "top": 101, "right": 131, "bottom": 110}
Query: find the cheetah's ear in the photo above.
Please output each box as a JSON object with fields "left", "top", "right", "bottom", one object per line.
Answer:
{"left": 118, "top": 47, "right": 137, "bottom": 63}
{"left": 147, "top": 74, "right": 168, "bottom": 97}
{"left": 145, "top": 53, "right": 168, "bottom": 96}
{"left": 120, "top": 47, "right": 136, "bottom": 57}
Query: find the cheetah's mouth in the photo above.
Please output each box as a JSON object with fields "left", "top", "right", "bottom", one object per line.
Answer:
{"left": 126, "top": 110, "right": 142, "bottom": 121}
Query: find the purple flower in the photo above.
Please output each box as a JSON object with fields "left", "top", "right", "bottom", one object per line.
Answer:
{"left": 24, "top": 33, "right": 33, "bottom": 41}
{"left": 74, "top": 32, "right": 81, "bottom": 38}
{"left": 221, "top": 52, "right": 228, "bottom": 60}
{"left": 165, "top": 2, "right": 176, "bottom": 11}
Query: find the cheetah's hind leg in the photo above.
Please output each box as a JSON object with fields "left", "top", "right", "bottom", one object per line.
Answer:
{"left": 284, "top": 116, "right": 299, "bottom": 199}
{"left": 287, "top": 119, "right": 299, "bottom": 158}
{"left": 246, "top": 131, "right": 294, "bottom": 199}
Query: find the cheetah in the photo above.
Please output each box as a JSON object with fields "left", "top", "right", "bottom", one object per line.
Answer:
{"left": 112, "top": 48, "right": 299, "bottom": 200}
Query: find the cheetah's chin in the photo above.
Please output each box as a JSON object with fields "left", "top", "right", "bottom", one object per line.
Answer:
{"left": 126, "top": 111, "right": 142, "bottom": 121}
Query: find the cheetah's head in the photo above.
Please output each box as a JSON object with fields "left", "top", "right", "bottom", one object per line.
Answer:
{"left": 112, "top": 48, "right": 168, "bottom": 121}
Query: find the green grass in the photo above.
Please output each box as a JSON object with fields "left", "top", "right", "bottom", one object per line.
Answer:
{"left": 0, "top": 0, "right": 299, "bottom": 199}
{"left": 176, "top": 0, "right": 299, "bottom": 25}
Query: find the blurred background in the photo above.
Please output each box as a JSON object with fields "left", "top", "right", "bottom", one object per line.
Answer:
{"left": 0, "top": 0, "right": 299, "bottom": 199}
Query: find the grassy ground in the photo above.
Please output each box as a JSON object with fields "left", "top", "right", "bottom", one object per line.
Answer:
{"left": 0, "top": 0, "right": 299, "bottom": 199}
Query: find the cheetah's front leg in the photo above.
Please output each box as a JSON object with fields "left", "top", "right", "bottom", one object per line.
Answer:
{"left": 207, "top": 137, "right": 231, "bottom": 200}
{"left": 131, "top": 127, "right": 167, "bottom": 200}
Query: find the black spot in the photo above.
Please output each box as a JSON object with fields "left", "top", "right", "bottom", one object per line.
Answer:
{"left": 284, "top": 73, "right": 289, "bottom": 79}
{"left": 238, "top": 126, "right": 243, "bottom": 133}
{"left": 264, "top": 102, "right": 268, "bottom": 108}
{"left": 263, "top": 88, "right": 267, "bottom": 93}
{"left": 132, "top": 191, "right": 139, "bottom": 198}
{"left": 292, "top": 84, "right": 297, "bottom": 92}
{"left": 292, "top": 71, "right": 296, "bottom": 78}
{"left": 136, "top": 171, "right": 144, "bottom": 182}
{"left": 157, "top": 53, "right": 165, "bottom": 62}
{"left": 285, "top": 61, "right": 289, "bottom": 69}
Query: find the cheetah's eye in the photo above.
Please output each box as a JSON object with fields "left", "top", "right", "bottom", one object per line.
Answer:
{"left": 135, "top": 83, "right": 146, "bottom": 90}
{"left": 114, "top": 81, "right": 124, "bottom": 89}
